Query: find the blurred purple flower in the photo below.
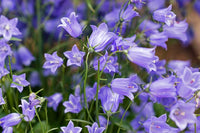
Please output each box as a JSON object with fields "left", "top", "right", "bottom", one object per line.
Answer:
{"left": 43, "top": 51, "right": 63, "bottom": 73}
{"left": 0, "top": 88, "right": 5, "bottom": 105}
{"left": 147, "top": 0, "right": 165, "bottom": 12}
{"left": 0, "top": 39, "right": 12, "bottom": 62}
{"left": 111, "top": 75, "right": 138, "bottom": 100}
{"left": 93, "top": 51, "right": 119, "bottom": 75}
{"left": 131, "top": 0, "right": 146, "bottom": 9}
{"left": 0, "top": 61, "right": 9, "bottom": 79}
{"left": 151, "top": 60, "right": 166, "bottom": 76}
{"left": 0, "top": 15, "right": 21, "bottom": 41}
{"left": 139, "top": 20, "right": 160, "bottom": 36}
{"left": 11, "top": 73, "right": 30, "bottom": 93}
{"left": 58, "top": 12, "right": 82, "bottom": 38}
{"left": 47, "top": 93, "right": 63, "bottom": 111}
{"left": 88, "top": 23, "right": 116, "bottom": 52}
{"left": 86, "top": 122, "right": 105, "bottom": 133}
{"left": 194, "top": 0, "right": 200, "bottom": 15}
{"left": 29, "top": 71, "right": 41, "bottom": 87}
{"left": 98, "top": 116, "right": 107, "bottom": 128}
{"left": 85, "top": 83, "right": 97, "bottom": 102}
{"left": 127, "top": 47, "right": 159, "bottom": 72}
{"left": 120, "top": 5, "right": 139, "bottom": 22}
{"left": 1, "top": 0, "right": 16, "bottom": 11}
{"left": 149, "top": 32, "right": 168, "bottom": 50}
{"left": 61, "top": 120, "right": 82, "bottom": 133}
{"left": 0, "top": 113, "right": 21, "bottom": 128}
{"left": 2, "top": 127, "right": 13, "bottom": 133}
{"left": 163, "top": 20, "right": 188, "bottom": 42}
{"left": 18, "top": 46, "right": 35, "bottom": 66}
{"left": 168, "top": 60, "right": 190, "bottom": 76}
{"left": 143, "top": 114, "right": 179, "bottom": 133}
{"left": 98, "top": 86, "right": 124, "bottom": 113}
{"left": 153, "top": 5, "right": 176, "bottom": 26}
{"left": 64, "top": 44, "right": 85, "bottom": 67}
{"left": 63, "top": 94, "right": 82, "bottom": 113}
{"left": 170, "top": 100, "right": 197, "bottom": 131}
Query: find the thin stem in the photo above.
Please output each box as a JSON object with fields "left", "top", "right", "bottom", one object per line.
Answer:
{"left": 95, "top": 59, "right": 100, "bottom": 126}
{"left": 35, "top": 107, "right": 45, "bottom": 133}
{"left": 105, "top": 115, "right": 110, "bottom": 133}
{"left": 8, "top": 56, "right": 13, "bottom": 80}
{"left": 29, "top": 121, "right": 34, "bottom": 133}
{"left": 194, "top": 123, "right": 197, "bottom": 133}
{"left": 45, "top": 101, "right": 48, "bottom": 132}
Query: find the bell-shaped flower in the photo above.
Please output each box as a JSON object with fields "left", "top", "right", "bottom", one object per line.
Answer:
{"left": 111, "top": 75, "right": 138, "bottom": 101}
{"left": 0, "top": 15, "right": 21, "bottom": 41}
{"left": 47, "top": 93, "right": 63, "bottom": 111}
{"left": 0, "top": 39, "right": 12, "bottom": 62}
{"left": 170, "top": 100, "right": 197, "bottom": 131}
{"left": 63, "top": 94, "right": 82, "bottom": 113}
{"left": 139, "top": 20, "right": 160, "bottom": 37}
{"left": 88, "top": 23, "right": 116, "bottom": 52}
{"left": 149, "top": 32, "right": 168, "bottom": 50}
{"left": 10, "top": 73, "right": 30, "bottom": 93}
{"left": 61, "top": 120, "right": 82, "bottom": 133}
{"left": 126, "top": 47, "right": 159, "bottom": 72}
{"left": 0, "top": 113, "right": 21, "bottom": 128}
{"left": 120, "top": 5, "right": 139, "bottom": 22}
{"left": 19, "top": 99, "right": 35, "bottom": 121}
{"left": 58, "top": 12, "right": 82, "bottom": 38}
{"left": 63, "top": 44, "right": 85, "bottom": 67}
{"left": 43, "top": 51, "right": 63, "bottom": 73}
{"left": 86, "top": 122, "right": 105, "bottom": 133}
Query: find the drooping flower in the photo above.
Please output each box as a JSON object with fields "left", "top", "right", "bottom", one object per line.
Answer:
{"left": 0, "top": 39, "right": 12, "bottom": 62}
{"left": 126, "top": 47, "right": 159, "bottom": 72}
{"left": 153, "top": 5, "right": 176, "bottom": 26}
{"left": 47, "top": 93, "right": 63, "bottom": 111}
{"left": 93, "top": 51, "right": 119, "bottom": 75}
{"left": 63, "top": 44, "right": 85, "bottom": 67}
{"left": 18, "top": 46, "right": 35, "bottom": 66}
{"left": 43, "top": 51, "right": 63, "bottom": 73}
{"left": 149, "top": 32, "right": 168, "bottom": 50}
{"left": 10, "top": 73, "right": 30, "bottom": 93}
{"left": 63, "top": 94, "right": 82, "bottom": 113}
{"left": 0, "top": 15, "right": 21, "bottom": 41}
{"left": 169, "top": 100, "right": 197, "bottom": 131}
{"left": 86, "top": 122, "right": 105, "bottom": 133}
{"left": 163, "top": 20, "right": 188, "bottom": 42}
{"left": 149, "top": 76, "right": 177, "bottom": 107}
{"left": 61, "top": 120, "right": 82, "bottom": 133}
{"left": 120, "top": 5, "right": 139, "bottom": 22}
{"left": 0, "top": 88, "right": 5, "bottom": 105}
{"left": 58, "top": 12, "right": 82, "bottom": 38}
{"left": 143, "top": 114, "right": 179, "bottom": 133}
{"left": 0, "top": 113, "right": 21, "bottom": 128}
{"left": 111, "top": 75, "right": 138, "bottom": 101}
{"left": 98, "top": 86, "right": 124, "bottom": 113}
{"left": 88, "top": 23, "right": 116, "bottom": 52}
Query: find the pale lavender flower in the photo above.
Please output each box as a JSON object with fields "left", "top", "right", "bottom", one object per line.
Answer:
{"left": 43, "top": 51, "right": 63, "bottom": 73}
{"left": 153, "top": 5, "right": 176, "bottom": 26}
{"left": 0, "top": 15, "right": 21, "bottom": 41}
{"left": 11, "top": 73, "right": 30, "bottom": 93}
{"left": 63, "top": 44, "right": 85, "bottom": 67}
{"left": 168, "top": 60, "right": 190, "bottom": 76}
{"left": 2, "top": 127, "right": 13, "bottom": 133}
{"left": 29, "top": 93, "right": 41, "bottom": 108}
{"left": 61, "top": 120, "right": 82, "bottom": 133}
{"left": 111, "top": 75, "right": 138, "bottom": 101}
{"left": 0, "top": 113, "right": 21, "bottom": 128}
{"left": 120, "top": 5, "right": 139, "bottom": 22}
{"left": 0, "top": 39, "right": 12, "bottom": 62}
{"left": 29, "top": 71, "right": 41, "bottom": 87}
{"left": 58, "top": 12, "right": 82, "bottom": 38}
{"left": 47, "top": 93, "right": 63, "bottom": 111}
{"left": 0, "top": 88, "right": 5, "bottom": 105}
{"left": 63, "top": 94, "right": 82, "bottom": 113}
{"left": 126, "top": 47, "right": 159, "bottom": 72}
{"left": 18, "top": 46, "right": 35, "bottom": 66}
{"left": 99, "top": 116, "right": 107, "bottom": 128}
{"left": 149, "top": 32, "right": 168, "bottom": 49}
{"left": 170, "top": 100, "right": 197, "bottom": 131}
{"left": 139, "top": 20, "right": 160, "bottom": 36}
{"left": 86, "top": 122, "right": 105, "bottom": 133}
{"left": 88, "top": 23, "right": 116, "bottom": 52}
{"left": 19, "top": 99, "right": 35, "bottom": 121}
{"left": 147, "top": 0, "right": 165, "bottom": 12}
{"left": 0, "top": 61, "right": 9, "bottom": 79}
{"left": 143, "top": 114, "right": 179, "bottom": 133}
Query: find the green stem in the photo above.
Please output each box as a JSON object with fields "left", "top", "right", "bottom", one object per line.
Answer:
{"left": 95, "top": 59, "right": 100, "bottom": 126}
{"left": 105, "top": 115, "right": 110, "bottom": 133}
{"left": 8, "top": 56, "right": 13, "bottom": 80}
{"left": 35, "top": 107, "right": 45, "bottom": 133}
{"left": 29, "top": 121, "right": 34, "bottom": 133}
{"left": 195, "top": 123, "right": 197, "bottom": 133}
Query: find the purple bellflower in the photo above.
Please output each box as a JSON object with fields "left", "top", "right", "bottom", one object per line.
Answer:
{"left": 2, "top": 127, "right": 13, "bottom": 133}
{"left": 139, "top": 20, "right": 160, "bottom": 37}
{"left": 63, "top": 94, "right": 82, "bottom": 113}
{"left": 194, "top": 0, "right": 200, "bottom": 15}
{"left": 63, "top": 44, "right": 85, "bottom": 67}
{"left": 153, "top": 5, "right": 176, "bottom": 26}
{"left": 88, "top": 23, "right": 116, "bottom": 52}
{"left": 151, "top": 60, "right": 166, "bottom": 76}
{"left": 163, "top": 20, "right": 188, "bottom": 42}
{"left": 85, "top": 83, "right": 97, "bottom": 102}
{"left": 143, "top": 114, "right": 179, "bottom": 133}
{"left": 131, "top": 0, "right": 146, "bottom": 9}
{"left": 126, "top": 47, "right": 159, "bottom": 72}
{"left": 29, "top": 93, "right": 41, "bottom": 108}
{"left": 93, "top": 51, "right": 119, "bottom": 75}
{"left": 0, "top": 61, "right": 9, "bottom": 79}
{"left": 1, "top": 0, "right": 16, "bottom": 11}
{"left": 0, "top": 15, "right": 21, "bottom": 41}
{"left": 0, "top": 88, "right": 5, "bottom": 105}
{"left": 177, "top": 67, "right": 200, "bottom": 98}
{"left": 120, "top": 5, "right": 139, "bottom": 22}
{"left": 149, "top": 32, "right": 168, "bottom": 50}
{"left": 43, "top": 51, "right": 63, "bottom": 73}
{"left": 29, "top": 71, "right": 41, "bottom": 87}
{"left": 170, "top": 100, "right": 197, "bottom": 131}
{"left": 0, "top": 39, "right": 12, "bottom": 62}
{"left": 61, "top": 120, "right": 82, "bottom": 133}
{"left": 98, "top": 86, "right": 124, "bottom": 113}
{"left": 18, "top": 46, "right": 35, "bottom": 66}
{"left": 58, "top": 12, "right": 82, "bottom": 38}
{"left": 149, "top": 76, "right": 177, "bottom": 107}
{"left": 47, "top": 93, "right": 63, "bottom": 111}
{"left": 168, "top": 60, "right": 190, "bottom": 76}
{"left": 0, "top": 113, "right": 21, "bottom": 129}
{"left": 111, "top": 75, "right": 138, "bottom": 101}
{"left": 11, "top": 73, "right": 30, "bottom": 93}
{"left": 86, "top": 122, "right": 105, "bottom": 133}
{"left": 147, "top": 0, "right": 165, "bottom": 12}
